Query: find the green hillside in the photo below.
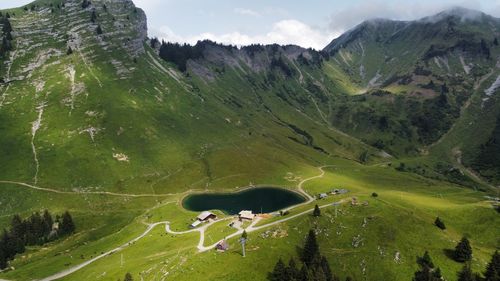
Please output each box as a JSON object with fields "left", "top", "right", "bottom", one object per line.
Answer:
{"left": 0, "top": 1, "right": 498, "bottom": 281}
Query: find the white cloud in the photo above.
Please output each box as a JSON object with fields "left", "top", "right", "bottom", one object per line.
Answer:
{"left": 234, "top": 8, "right": 260, "bottom": 17}
{"left": 327, "top": 0, "right": 484, "bottom": 33}
{"left": 151, "top": 19, "right": 338, "bottom": 50}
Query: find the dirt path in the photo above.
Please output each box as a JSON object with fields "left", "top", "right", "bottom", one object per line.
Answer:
{"left": 198, "top": 199, "right": 347, "bottom": 252}
{"left": 38, "top": 222, "right": 168, "bottom": 281}
{"left": 6, "top": 166, "right": 333, "bottom": 280}
{"left": 296, "top": 166, "right": 331, "bottom": 204}
{"left": 0, "top": 181, "right": 175, "bottom": 198}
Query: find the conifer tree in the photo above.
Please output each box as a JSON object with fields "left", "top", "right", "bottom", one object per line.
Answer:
{"left": 455, "top": 237, "right": 473, "bottom": 262}
{"left": 299, "top": 265, "right": 314, "bottom": 281}
{"left": 90, "top": 10, "right": 97, "bottom": 23}
{"left": 413, "top": 251, "right": 441, "bottom": 281}
{"left": 434, "top": 217, "right": 446, "bottom": 230}
{"left": 0, "top": 246, "right": 7, "bottom": 270}
{"left": 287, "top": 258, "right": 299, "bottom": 280}
{"left": 457, "top": 264, "right": 476, "bottom": 281}
{"left": 60, "top": 211, "right": 75, "bottom": 235}
{"left": 8, "top": 215, "right": 25, "bottom": 254}
{"left": 67, "top": 46, "right": 73, "bottom": 55}
{"left": 124, "top": 272, "right": 133, "bottom": 281}
{"left": 302, "top": 230, "right": 319, "bottom": 267}
{"left": 96, "top": 24, "right": 103, "bottom": 35}
{"left": 268, "top": 258, "right": 287, "bottom": 281}
{"left": 81, "top": 0, "right": 91, "bottom": 9}
{"left": 321, "top": 256, "right": 334, "bottom": 281}
{"left": 418, "top": 251, "right": 434, "bottom": 268}
{"left": 313, "top": 205, "right": 321, "bottom": 217}
{"left": 26, "top": 212, "right": 43, "bottom": 245}
{"left": 42, "top": 210, "right": 53, "bottom": 238}
{"left": 484, "top": 251, "right": 500, "bottom": 281}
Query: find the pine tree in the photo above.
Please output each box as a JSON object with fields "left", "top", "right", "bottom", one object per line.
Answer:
{"left": 455, "top": 237, "right": 473, "bottom": 262}
{"left": 286, "top": 258, "right": 299, "bottom": 280}
{"left": 60, "top": 211, "right": 75, "bottom": 235}
{"left": 81, "top": 0, "right": 91, "bottom": 9}
{"left": 268, "top": 258, "right": 287, "bottom": 281}
{"left": 42, "top": 210, "right": 53, "bottom": 238}
{"left": 457, "top": 264, "right": 476, "bottom": 281}
{"left": 124, "top": 272, "right": 133, "bottom": 281}
{"left": 484, "top": 251, "right": 500, "bottom": 281}
{"left": 0, "top": 249, "right": 6, "bottom": 270}
{"left": 2, "top": 18, "right": 12, "bottom": 34}
{"left": 67, "top": 46, "right": 73, "bottom": 55}
{"left": 413, "top": 251, "right": 441, "bottom": 281}
{"left": 434, "top": 217, "right": 446, "bottom": 230}
{"left": 96, "top": 24, "right": 103, "bottom": 35}
{"left": 9, "top": 215, "right": 25, "bottom": 254}
{"left": 302, "top": 230, "right": 320, "bottom": 267}
{"left": 314, "top": 266, "right": 328, "bottom": 281}
{"left": 26, "top": 212, "right": 43, "bottom": 245}
{"left": 418, "top": 251, "right": 435, "bottom": 268}
{"left": 313, "top": 204, "right": 321, "bottom": 217}
{"left": 299, "top": 265, "right": 314, "bottom": 281}
{"left": 321, "top": 256, "right": 334, "bottom": 281}
{"left": 90, "top": 10, "right": 97, "bottom": 23}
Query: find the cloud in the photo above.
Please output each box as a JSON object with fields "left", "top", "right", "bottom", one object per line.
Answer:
{"left": 151, "top": 19, "right": 338, "bottom": 50}
{"left": 327, "top": 0, "right": 484, "bottom": 33}
{"left": 234, "top": 8, "right": 260, "bottom": 17}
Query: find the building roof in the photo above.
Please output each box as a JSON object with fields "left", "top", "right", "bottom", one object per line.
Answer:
{"left": 216, "top": 239, "right": 229, "bottom": 250}
{"left": 190, "top": 220, "right": 202, "bottom": 227}
{"left": 197, "top": 211, "right": 215, "bottom": 221}
{"left": 239, "top": 210, "right": 254, "bottom": 220}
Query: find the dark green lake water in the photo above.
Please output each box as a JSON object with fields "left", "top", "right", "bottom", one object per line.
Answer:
{"left": 182, "top": 187, "right": 306, "bottom": 215}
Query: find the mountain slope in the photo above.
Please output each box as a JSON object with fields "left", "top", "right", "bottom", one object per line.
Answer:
{"left": 0, "top": 2, "right": 498, "bottom": 281}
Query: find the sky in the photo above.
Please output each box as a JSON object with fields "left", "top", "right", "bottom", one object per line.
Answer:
{"left": 2, "top": 0, "right": 500, "bottom": 49}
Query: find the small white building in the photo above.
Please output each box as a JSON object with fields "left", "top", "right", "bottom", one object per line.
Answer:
{"left": 238, "top": 210, "right": 255, "bottom": 221}
{"left": 190, "top": 220, "right": 202, "bottom": 228}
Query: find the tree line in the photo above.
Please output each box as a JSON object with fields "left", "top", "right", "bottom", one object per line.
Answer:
{"left": 0, "top": 12, "right": 13, "bottom": 59}
{"left": 0, "top": 210, "right": 75, "bottom": 270}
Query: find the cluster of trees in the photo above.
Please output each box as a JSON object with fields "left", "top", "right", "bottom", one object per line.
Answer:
{"left": 268, "top": 230, "right": 353, "bottom": 281}
{"left": 472, "top": 114, "right": 500, "bottom": 185}
{"left": 158, "top": 40, "right": 204, "bottom": 72}
{"left": 0, "top": 13, "right": 13, "bottom": 58}
{"left": 413, "top": 251, "right": 443, "bottom": 281}
{"left": 414, "top": 250, "right": 500, "bottom": 281}
{"left": 415, "top": 238, "right": 500, "bottom": 281}
{"left": 0, "top": 211, "right": 75, "bottom": 270}
{"left": 270, "top": 56, "right": 295, "bottom": 77}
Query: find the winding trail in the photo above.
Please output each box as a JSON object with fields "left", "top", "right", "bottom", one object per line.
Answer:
{"left": 38, "top": 222, "right": 168, "bottom": 281}
{"left": 3, "top": 166, "right": 335, "bottom": 280}
{"left": 0, "top": 181, "right": 177, "bottom": 198}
